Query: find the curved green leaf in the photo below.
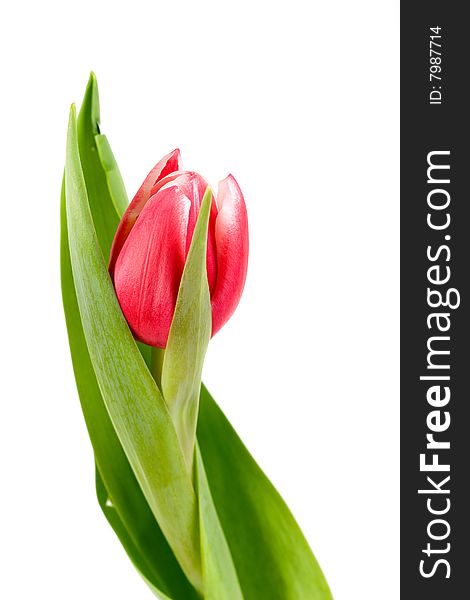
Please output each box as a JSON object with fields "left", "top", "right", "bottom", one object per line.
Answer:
{"left": 161, "top": 188, "right": 212, "bottom": 473}
{"left": 196, "top": 447, "right": 243, "bottom": 600}
{"left": 61, "top": 181, "right": 196, "bottom": 599}
{"left": 197, "top": 386, "right": 333, "bottom": 600}
{"left": 95, "top": 133, "right": 129, "bottom": 218}
{"left": 61, "top": 74, "right": 199, "bottom": 599}
{"left": 65, "top": 104, "right": 202, "bottom": 594}
{"left": 76, "top": 72, "right": 121, "bottom": 260}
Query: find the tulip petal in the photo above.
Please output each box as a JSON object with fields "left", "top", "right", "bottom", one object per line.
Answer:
{"left": 109, "top": 149, "right": 181, "bottom": 275}
{"left": 114, "top": 186, "right": 190, "bottom": 347}
{"left": 157, "top": 172, "right": 218, "bottom": 294}
{"left": 158, "top": 172, "right": 209, "bottom": 244}
{"left": 211, "top": 175, "right": 249, "bottom": 335}
{"left": 206, "top": 200, "right": 219, "bottom": 296}
{"left": 169, "top": 172, "right": 218, "bottom": 294}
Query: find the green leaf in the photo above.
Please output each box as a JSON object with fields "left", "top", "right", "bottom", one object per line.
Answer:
{"left": 95, "top": 133, "right": 129, "bottom": 218}
{"left": 196, "top": 447, "right": 243, "bottom": 600}
{"left": 61, "top": 74, "right": 199, "bottom": 599}
{"left": 161, "top": 187, "right": 212, "bottom": 473}
{"left": 65, "top": 104, "right": 202, "bottom": 594}
{"left": 197, "top": 386, "right": 333, "bottom": 600}
{"left": 76, "top": 72, "right": 122, "bottom": 261}
{"left": 61, "top": 180, "right": 196, "bottom": 599}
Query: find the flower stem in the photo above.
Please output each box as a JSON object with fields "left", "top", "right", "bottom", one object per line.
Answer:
{"left": 150, "top": 346, "right": 165, "bottom": 391}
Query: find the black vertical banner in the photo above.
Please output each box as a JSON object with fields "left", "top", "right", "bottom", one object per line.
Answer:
{"left": 401, "top": 3, "right": 469, "bottom": 599}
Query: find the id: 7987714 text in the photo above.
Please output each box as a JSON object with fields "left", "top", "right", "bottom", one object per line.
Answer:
{"left": 429, "top": 26, "right": 442, "bottom": 105}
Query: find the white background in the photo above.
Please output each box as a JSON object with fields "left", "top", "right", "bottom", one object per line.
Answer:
{"left": 0, "top": 1, "right": 399, "bottom": 598}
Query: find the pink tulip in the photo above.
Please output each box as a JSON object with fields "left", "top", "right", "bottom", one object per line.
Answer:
{"left": 109, "top": 149, "right": 249, "bottom": 348}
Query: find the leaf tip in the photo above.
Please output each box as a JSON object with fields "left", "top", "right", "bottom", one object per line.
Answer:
{"left": 67, "top": 104, "right": 77, "bottom": 137}
{"left": 202, "top": 186, "right": 213, "bottom": 215}
{"left": 80, "top": 71, "right": 100, "bottom": 132}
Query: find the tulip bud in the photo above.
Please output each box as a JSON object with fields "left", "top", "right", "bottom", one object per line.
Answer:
{"left": 109, "top": 150, "right": 249, "bottom": 348}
